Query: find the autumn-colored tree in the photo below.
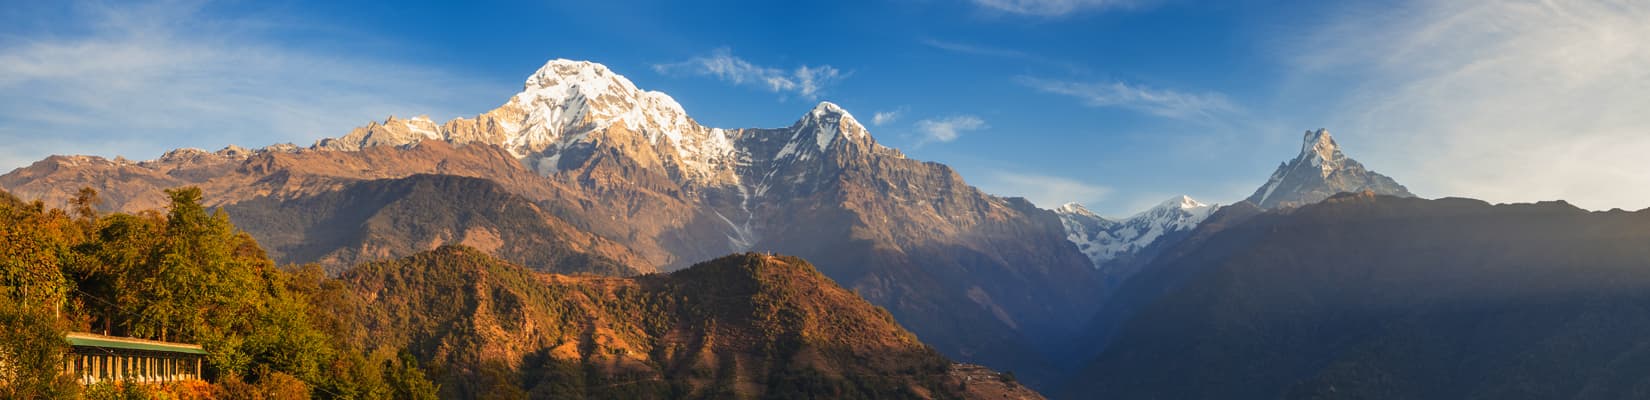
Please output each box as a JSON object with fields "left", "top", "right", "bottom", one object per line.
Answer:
{"left": 0, "top": 301, "right": 78, "bottom": 399}
{"left": 0, "top": 192, "right": 74, "bottom": 314}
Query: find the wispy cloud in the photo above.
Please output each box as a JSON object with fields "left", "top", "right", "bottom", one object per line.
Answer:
{"left": 0, "top": 1, "right": 498, "bottom": 171}
{"left": 1294, "top": 0, "right": 1650, "bottom": 211}
{"left": 1017, "top": 77, "right": 1237, "bottom": 120}
{"left": 922, "top": 39, "right": 1034, "bottom": 59}
{"left": 972, "top": 170, "right": 1112, "bottom": 208}
{"left": 653, "top": 48, "right": 844, "bottom": 100}
{"left": 872, "top": 107, "right": 906, "bottom": 126}
{"left": 971, "top": 0, "right": 1146, "bottom": 17}
{"left": 915, "top": 115, "right": 987, "bottom": 144}
{"left": 921, "top": 39, "right": 1085, "bottom": 72}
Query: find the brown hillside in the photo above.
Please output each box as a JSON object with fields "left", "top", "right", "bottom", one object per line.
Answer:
{"left": 331, "top": 246, "right": 1043, "bottom": 399}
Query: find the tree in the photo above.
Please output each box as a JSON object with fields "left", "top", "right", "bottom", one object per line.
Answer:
{"left": 0, "top": 301, "right": 77, "bottom": 399}
{"left": 0, "top": 195, "right": 74, "bottom": 315}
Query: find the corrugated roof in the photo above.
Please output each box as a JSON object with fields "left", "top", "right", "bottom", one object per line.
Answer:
{"left": 65, "top": 332, "right": 208, "bottom": 355}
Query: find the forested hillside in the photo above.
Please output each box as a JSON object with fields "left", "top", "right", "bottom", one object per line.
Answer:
{"left": 0, "top": 187, "right": 1038, "bottom": 399}
{"left": 0, "top": 187, "right": 439, "bottom": 398}
{"left": 328, "top": 247, "right": 1038, "bottom": 399}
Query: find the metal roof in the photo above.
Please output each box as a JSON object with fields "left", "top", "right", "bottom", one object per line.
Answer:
{"left": 65, "top": 332, "right": 209, "bottom": 355}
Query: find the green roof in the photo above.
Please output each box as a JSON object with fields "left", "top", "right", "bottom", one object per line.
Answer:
{"left": 65, "top": 333, "right": 208, "bottom": 355}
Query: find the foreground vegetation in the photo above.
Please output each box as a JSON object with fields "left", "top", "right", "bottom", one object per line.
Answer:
{"left": 0, "top": 187, "right": 437, "bottom": 399}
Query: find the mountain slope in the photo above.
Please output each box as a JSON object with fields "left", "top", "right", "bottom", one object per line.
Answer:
{"left": 1246, "top": 129, "right": 1413, "bottom": 209}
{"left": 333, "top": 246, "right": 1043, "bottom": 399}
{"left": 223, "top": 174, "right": 646, "bottom": 275}
{"left": 1061, "top": 193, "right": 1650, "bottom": 399}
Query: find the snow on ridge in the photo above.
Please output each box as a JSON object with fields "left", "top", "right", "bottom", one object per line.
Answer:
{"left": 1056, "top": 195, "right": 1219, "bottom": 269}
{"left": 306, "top": 59, "right": 888, "bottom": 188}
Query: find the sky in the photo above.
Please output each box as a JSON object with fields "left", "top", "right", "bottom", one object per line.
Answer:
{"left": 2, "top": 0, "right": 1647, "bottom": 216}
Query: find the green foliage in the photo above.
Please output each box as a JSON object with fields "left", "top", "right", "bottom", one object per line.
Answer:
{"left": 215, "top": 369, "right": 311, "bottom": 400}
{"left": 383, "top": 352, "right": 440, "bottom": 400}
{"left": 82, "top": 381, "right": 149, "bottom": 400}
{"left": 0, "top": 187, "right": 441, "bottom": 398}
{"left": 0, "top": 300, "right": 78, "bottom": 399}
{"left": 0, "top": 192, "right": 75, "bottom": 314}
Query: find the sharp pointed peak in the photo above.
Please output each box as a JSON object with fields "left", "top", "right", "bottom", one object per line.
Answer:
{"left": 803, "top": 101, "right": 859, "bottom": 124}
{"left": 1304, "top": 128, "right": 1333, "bottom": 142}
{"left": 812, "top": 101, "right": 847, "bottom": 114}
{"left": 1299, "top": 128, "right": 1342, "bottom": 158}
{"left": 791, "top": 101, "right": 872, "bottom": 151}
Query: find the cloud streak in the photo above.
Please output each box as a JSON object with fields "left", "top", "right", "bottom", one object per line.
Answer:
{"left": 0, "top": 1, "right": 498, "bottom": 171}
{"left": 915, "top": 115, "right": 987, "bottom": 144}
{"left": 1295, "top": 0, "right": 1650, "bottom": 211}
{"left": 1018, "top": 77, "right": 1237, "bottom": 120}
{"left": 971, "top": 0, "right": 1145, "bottom": 16}
{"left": 921, "top": 39, "right": 1085, "bottom": 72}
{"left": 653, "top": 48, "right": 844, "bottom": 100}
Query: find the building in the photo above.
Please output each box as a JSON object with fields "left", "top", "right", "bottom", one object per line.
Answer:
{"left": 63, "top": 332, "right": 207, "bottom": 385}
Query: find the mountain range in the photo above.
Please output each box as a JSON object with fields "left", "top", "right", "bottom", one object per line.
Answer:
{"left": 1052, "top": 128, "right": 1410, "bottom": 301}
{"left": 1, "top": 59, "right": 1100, "bottom": 387}
{"left": 1059, "top": 192, "right": 1650, "bottom": 399}
{"left": 5, "top": 57, "right": 1536, "bottom": 399}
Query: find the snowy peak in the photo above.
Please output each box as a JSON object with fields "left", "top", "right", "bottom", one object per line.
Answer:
{"left": 1152, "top": 195, "right": 1208, "bottom": 212}
{"left": 510, "top": 58, "right": 698, "bottom": 151}
{"left": 523, "top": 59, "right": 633, "bottom": 93}
{"left": 1130, "top": 195, "right": 1217, "bottom": 232}
{"left": 1245, "top": 128, "right": 1413, "bottom": 209}
{"left": 1297, "top": 129, "right": 1347, "bottom": 177}
{"left": 793, "top": 101, "right": 870, "bottom": 151}
{"left": 1056, "top": 202, "right": 1103, "bottom": 219}
{"left": 1054, "top": 196, "right": 1220, "bottom": 272}
{"left": 514, "top": 58, "right": 680, "bottom": 121}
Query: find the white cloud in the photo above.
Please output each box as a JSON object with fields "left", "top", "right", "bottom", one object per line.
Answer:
{"left": 915, "top": 115, "right": 987, "bottom": 144}
{"left": 1018, "top": 77, "right": 1237, "bottom": 120}
{"left": 972, "top": 170, "right": 1112, "bottom": 209}
{"left": 872, "top": 109, "right": 903, "bottom": 126}
{"left": 0, "top": 1, "right": 498, "bottom": 171}
{"left": 653, "top": 48, "right": 844, "bottom": 100}
{"left": 972, "top": 0, "right": 1144, "bottom": 16}
{"left": 1295, "top": 0, "right": 1650, "bottom": 211}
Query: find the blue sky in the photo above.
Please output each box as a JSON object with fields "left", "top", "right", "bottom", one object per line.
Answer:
{"left": 4, "top": 1, "right": 1648, "bottom": 216}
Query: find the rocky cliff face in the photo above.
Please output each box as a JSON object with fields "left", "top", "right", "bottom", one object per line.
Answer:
{"left": 1245, "top": 129, "right": 1413, "bottom": 209}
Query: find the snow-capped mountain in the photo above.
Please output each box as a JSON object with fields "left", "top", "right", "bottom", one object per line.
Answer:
{"left": 1056, "top": 195, "right": 1218, "bottom": 279}
{"left": 0, "top": 58, "right": 1102, "bottom": 379}
{"left": 312, "top": 59, "right": 884, "bottom": 189}
{"left": 1245, "top": 129, "right": 1413, "bottom": 209}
